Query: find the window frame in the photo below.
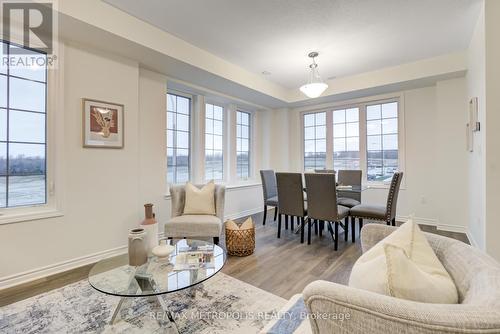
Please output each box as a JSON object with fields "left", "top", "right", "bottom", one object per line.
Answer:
{"left": 300, "top": 93, "right": 405, "bottom": 187}
{"left": 0, "top": 40, "right": 64, "bottom": 224}
{"left": 303, "top": 111, "right": 327, "bottom": 171}
{"left": 204, "top": 102, "right": 224, "bottom": 181}
{"left": 236, "top": 110, "right": 252, "bottom": 180}
{"left": 166, "top": 90, "right": 193, "bottom": 185}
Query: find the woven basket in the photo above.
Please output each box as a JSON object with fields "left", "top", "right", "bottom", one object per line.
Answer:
{"left": 225, "top": 220, "right": 255, "bottom": 257}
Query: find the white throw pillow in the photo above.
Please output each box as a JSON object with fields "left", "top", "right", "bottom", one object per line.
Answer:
{"left": 183, "top": 181, "right": 216, "bottom": 215}
{"left": 349, "top": 220, "right": 458, "bottom": 304}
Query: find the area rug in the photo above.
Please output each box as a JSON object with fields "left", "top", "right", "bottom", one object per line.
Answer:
{"left": 0, "top": 273, "right": 286, "bottom": 334}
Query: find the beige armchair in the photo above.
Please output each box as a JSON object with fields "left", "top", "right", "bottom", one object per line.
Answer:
{"left": 303, "top": 224, "right": 500, "bottom": 333}
{"left": 165, "top": 184, "right": 225, "bottom": 244}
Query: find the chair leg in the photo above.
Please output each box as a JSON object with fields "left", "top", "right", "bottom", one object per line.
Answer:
{"left": 277, "top": 214, "right": 282, "bottom": 238}
{"left": 344, "top": 217, "right": 349, "bottom": 242}
{"left": 291, "top": 216, "right": 295, "bottom": 230}
{"left": 359, "top": 218, "right": 364, "bottom": 234}
{"left": 274, "top": 207, "right": 278, "bottom": 221}
{"left": 213, "top": 237, "right": 219, "bottom": 245}
{"left": 262, "top": 205, "right": 267, "bottom": 225}
{"left": 307, "top": 218, "right": 312, "bottom": 245}
{"left": 392, "top": 218, "right": 396, "bottom": 226}
{"left": 285, "top": 215, "right": 289, "bottom": 230}
{"left": 351, "top": 216, "right": 356, "bottom": 243}
{"left": 314, "top": 219, "right": 318, "bottom": 235}
{"left": 319, "top": 220, "right": 323, "bottom": 237}
{"left": 300, "top": 217, "right": 305, "bottom": 243}
{"left": 334, "top": 221, "right": 339, "bottom": 251}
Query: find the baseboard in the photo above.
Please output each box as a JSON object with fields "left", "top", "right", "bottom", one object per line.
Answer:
{"left": 396, "top": 215, "right": 468, "bottom": 234}
{"left": 224, "top": 207, "right": 263, "bottom": 221}
{"left": 466, "top": 230, "right": 479, "bottom": 248}
{"left": 0, "top": 245, "right": 127, "bottom": 290}
{"left": 0, "top": 208, "right": 264, "bottom": 290}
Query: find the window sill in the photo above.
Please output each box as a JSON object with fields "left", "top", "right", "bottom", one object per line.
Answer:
{"left": 0, "top": 207, "right": 64, "bottom": 225}
{"left": 164, "top": 181, "right": 261, "bottom": 199}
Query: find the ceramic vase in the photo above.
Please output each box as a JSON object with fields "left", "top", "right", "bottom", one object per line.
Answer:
{"left": 141, "top": 203, "right": 158, "bottom": 255}
{"left": 152, "top": 239, "right": 175, "bottom": 258}
{"left": 128, "top": 228, "right": 148, "bottom": 266}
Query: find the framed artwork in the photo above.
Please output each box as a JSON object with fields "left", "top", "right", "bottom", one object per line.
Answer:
{"left": 469, "top": 97, "right": 480, "bottom": 132}
{"left": 82, "top": 99, "right": 124, "bottom": 148}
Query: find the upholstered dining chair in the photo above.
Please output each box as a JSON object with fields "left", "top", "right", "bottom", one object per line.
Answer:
{"left": 260, "top": 170, "right": 279, "bottom": 225}
{"left": 337, "top": 170, "right": 362, "bottom": 243}
{"left": 275, "top": 172, "right": 307, "bottom": 242}
{"left": 350, "top": 172, "right": 403, "bottom": 235}
{"left": 305, "top": 173, "right": 349, "bottom": 250}
{"left": 165, "top": 184, "right": 225, "bottom": 245}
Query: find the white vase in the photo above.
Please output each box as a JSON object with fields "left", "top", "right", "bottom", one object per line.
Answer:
{"left": 142, "top": 223, "right": 159, "bottom": 256}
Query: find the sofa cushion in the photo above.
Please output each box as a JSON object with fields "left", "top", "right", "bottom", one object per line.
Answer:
{"left": 165, "top": 215, "right": 222, "bottom": 237}
{"left": 349, "top": 220, "right": 458, "bottom": 304}
{"left": 183, "top": 181, "right": 216, "bottom": 215}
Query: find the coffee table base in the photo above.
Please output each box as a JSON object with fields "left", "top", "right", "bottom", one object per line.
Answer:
{"left": 110, "top": 295, "right": 179, "bottom": 333}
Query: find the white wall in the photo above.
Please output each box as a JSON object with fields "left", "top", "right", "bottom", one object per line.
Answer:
{"left": 484, "top": 0, "right": 500, "bottom": 260}
{"left": 466, "top": 2, "right": 486, "bottom": 249}
{"left": 0, "top": 43, "right": 263, "bottom": 288}
{"left": 271, "top": 78, "right": 469, "bottom": 231}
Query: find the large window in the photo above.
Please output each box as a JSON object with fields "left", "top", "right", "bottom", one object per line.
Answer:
{"left": 167, "top": 93, "right": 191, "bottom": 184}
{"left": 333, "top": 108, "right": 360, "bottom": 171}
{"left": 302, "top": 100, "right": 400, "bottom": 183}
{"left": 366, "top": 102, "right": 398, "bottom": 182}
{"left": 1, "top": 41, "right": 47, "bottom": 208}
{"left": 236, "top": 111, "right": 251, "bottom": 179}
{"left": 304, "top": 112, "right": 326, "bottom": 171}
{"left": 205, "top": 103, "right": 224, "bottom": 181}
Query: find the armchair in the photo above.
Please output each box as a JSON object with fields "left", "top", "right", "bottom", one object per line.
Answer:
{"left": 303, "top": 224, "right": 500, "bottom": 333}
{"left": 165, "top": 184, "right": 225, "bottom": 244}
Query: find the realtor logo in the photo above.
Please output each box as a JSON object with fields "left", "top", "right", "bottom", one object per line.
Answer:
{"left": 1, "top": 1, "right": 54, "bottom": 54}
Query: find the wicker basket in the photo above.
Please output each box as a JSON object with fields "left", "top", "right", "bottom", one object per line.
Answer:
{"left": 225, "top": 219, "right": 255, "bottom": 257}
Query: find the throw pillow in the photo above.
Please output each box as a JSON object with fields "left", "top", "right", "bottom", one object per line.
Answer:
{"left": 183, "top": 181, "right": 216, "bottom": 215}
{"left": 348, "top": 220, "right": 458, "bottom": 304}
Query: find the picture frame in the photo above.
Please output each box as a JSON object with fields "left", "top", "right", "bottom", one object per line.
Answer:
{"left": 82, "top": 98, "right": 124, "bottom": 148}
{"left": 469, "top": 97, "right": 480, "bottom": 132}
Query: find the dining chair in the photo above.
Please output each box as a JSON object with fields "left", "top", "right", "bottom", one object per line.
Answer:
{"left": 314, "top": 169, "right": 336, "bottom": 174}
{"left": 350, "top": 172, "right": 404, "bottom": 234}
{"left": 337, "top": 170, "right": 362, "bottom": 242}
{"left": 275, "top": 172, "right": 307, "bottom": 242}
{"left": 304, "top": 173, "right": 350, "bottom": 250}
{"left": 260, "top": 170, "right": 279, "bottom": 225}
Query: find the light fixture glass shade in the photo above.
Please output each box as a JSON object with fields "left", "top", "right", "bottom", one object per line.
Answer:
{"left": 300, "top": 82, "right": 328, "bottom": 98}
{"left": 300, "top": 63, "right": 328, "bottom": 98}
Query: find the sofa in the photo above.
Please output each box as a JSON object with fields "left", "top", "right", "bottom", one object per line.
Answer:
{"left": 303, "top": 224, "right": 500, "bottom": 333}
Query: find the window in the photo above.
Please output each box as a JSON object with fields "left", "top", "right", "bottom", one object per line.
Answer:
{"left": 303, "top": 112, "right": 326, "bottom": 171}
{"left": 302, "top": 99, "right": 400, "bottom": 183}
{"left": 333, "top": 108, "right": 360, "bottom": 171}
{"left": 167, "top": 93, "right": 191, "bottom": 184}
{"left": 1, "top": 41, "right": 47, "bottom": 208}
{"left": 236, "top": 111, "right": 251, "bottom": 179}
{"left": 205, "top": 103, "right": 224, "bottom": 181}
{"left": 366, "top": 102, "right": 398, "bottom": 182}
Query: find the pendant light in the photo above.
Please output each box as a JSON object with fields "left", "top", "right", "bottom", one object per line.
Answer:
{"left": 299, "top": 52, "right": 328, "bottom": 98}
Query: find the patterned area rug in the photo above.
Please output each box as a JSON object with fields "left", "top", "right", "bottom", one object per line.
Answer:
{"left": 0, "top": 273, "right": 286, "bottom": 334}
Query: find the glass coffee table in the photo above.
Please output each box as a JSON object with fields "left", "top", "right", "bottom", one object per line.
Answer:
{"left": 88, "top": 239, "right": 226, "bottom": 331}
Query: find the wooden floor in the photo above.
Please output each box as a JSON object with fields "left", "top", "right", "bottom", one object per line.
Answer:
{"left": 0, "top": 210, "right": 469, "bottom": 306}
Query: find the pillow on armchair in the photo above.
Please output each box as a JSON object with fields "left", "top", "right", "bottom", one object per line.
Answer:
{"left": 349, "top": 220, "right": 458, "bottom": 304}
{"left": 183, "top": 181, "right": 216, "bottom": 215}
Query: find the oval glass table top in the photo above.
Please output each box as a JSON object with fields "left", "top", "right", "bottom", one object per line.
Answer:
{"left": 88, "top": 239, "right": 226, "bottom": 297}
